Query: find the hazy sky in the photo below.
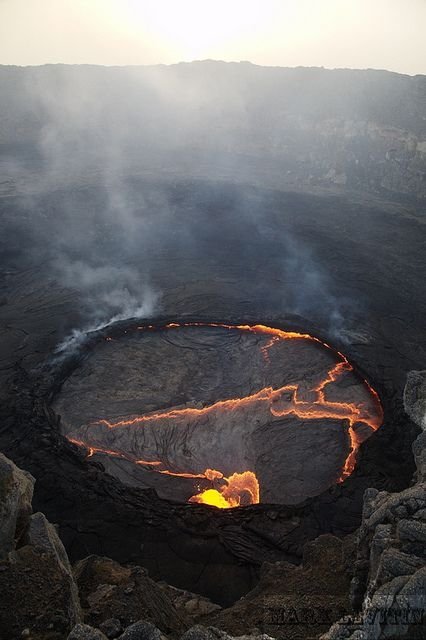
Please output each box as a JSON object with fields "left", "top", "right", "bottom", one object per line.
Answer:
{"left": 0, "top": 0, "right": 425, "bottom": 74}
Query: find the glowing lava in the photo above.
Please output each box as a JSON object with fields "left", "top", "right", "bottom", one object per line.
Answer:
{"left": 189, "top": 470, "right": 260, "bottom": 508}
{"left": 66, "top": 322, "right": 383, "bottom": 508}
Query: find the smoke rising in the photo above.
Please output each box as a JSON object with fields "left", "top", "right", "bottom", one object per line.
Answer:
{"left": 54, "top": 261, "right": 160, "bottom": 354}
{"left": 0, "top": 62, "right": 375, "bottom": 350}
{"left": 280, "top": 238, "right": 349, "bottom": 340}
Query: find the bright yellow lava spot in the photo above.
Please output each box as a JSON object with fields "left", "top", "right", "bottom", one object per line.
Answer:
{"left": 190, "top": 488, "right": 232, "bottom": 508}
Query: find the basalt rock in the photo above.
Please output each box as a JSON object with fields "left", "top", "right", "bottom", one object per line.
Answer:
{"left": 0, "top": 452, "right": 83, "bottom": 639}
{"left": 73, "top": 555, "right": 187, "bottom": 636}
{"left": 98, "top": 619, "right": 123, "bottom": 639}
{"left": 203, "top": 534, "right": 353, "bottom": 639}
{"left": 0, "top": 451, "right": 34, "bottom": 558}
{"left": 413, "top": 431, "right": 426, "bottom": 482}
{"left": 403, "top": 371, "right": 426, "bottom": 432}
{"left": 24, "top": 511, "right": 77, "bottom": 576}
{"left": 0, "top": 541, "right": 82, "bottom": 638}
{"left": 158, "top": 584, "right": 222, "bottom": 626}
{"left": 181, "top": 626, "right": 274, "bottom": 640}
{"left": 320, "top": 371, "right": 426, "bottom": 640}
{"left": 68, "top": 625, "right": 108, "bottom": 640}
{"left": 116, "top": 621, "right": 166, "bottom": 640}
{"left": 68, "top": 622, "right": 276, "bottom": 640}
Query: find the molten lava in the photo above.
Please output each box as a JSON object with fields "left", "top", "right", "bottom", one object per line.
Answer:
{"left": 67, "top": 322, "right": 383, "bottom": 509}
{"left": 189, "top": 471, "right": 260, "bottom": 508}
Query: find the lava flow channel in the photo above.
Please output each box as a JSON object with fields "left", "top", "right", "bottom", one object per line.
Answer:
{"left": 67, "top": 322, "right": 383, "bottom": 509}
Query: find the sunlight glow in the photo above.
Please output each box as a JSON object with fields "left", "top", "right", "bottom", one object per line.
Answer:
{"left": 123, "top": 0, "right": 269, "bottom": 61}
{"left": 0, "top": 0, "right": 424, "bottom": 73}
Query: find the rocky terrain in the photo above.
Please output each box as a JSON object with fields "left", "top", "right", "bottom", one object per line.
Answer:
{"left": 321, "top": 370, "right": 426, "bottom": 640}
{"left": 0, "top": 449, "right": 357, "bottom": 640}
{"left": 0, "top": 368, "right": 424, "bottom": 638}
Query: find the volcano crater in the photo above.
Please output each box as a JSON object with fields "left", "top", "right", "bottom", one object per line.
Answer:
{"left": 53, "top": 322, "right": 383, "bottom": 507}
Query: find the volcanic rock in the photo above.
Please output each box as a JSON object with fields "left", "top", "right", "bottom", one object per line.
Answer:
{"left": 158, "top": 584, "right": 222, "bottom": 624}
{"left": 68, "top": 624, "right": 108, "bottom": 640}
{"left": 0, "top": 451, "right": 34, "bottom": 558}
{"left": 0, "top": 543, "right": 82, "bottom": 638}
{"left": 73, "top": 555, "right": 187, "bottom": 635}
{"left": 181, "top": 626, "right": 274, "bottom": 640}
{"left": 413, "top": 431, "right": 426, "bottom": 481}
{"left": 404, "top": 371, "right": 426, "bottom": 431}
{"left": 374, "top": 548, "right": 424, "bottom": 585}
{"left": 203, "top": 534, "right": 352, "bottom": 639}
{"left": 396, "top": 518, "right": 426, "bottom": 544}
{"left": 0, "top": 452, "right": 83, "bottom": 638}
{"left": 24, "top": 511, "right": 76, "bottom": 573}
{"left": 320, "top": 374, "right": 426, "bottom": 640}
{"left": 24, "top": 510, "right": 82, "bottom": 625}
{"left": 117, "top": 621, "right": 165, "bottom": 640}
{"left": 99, "top": 619, "right": 123, "bottom": 639}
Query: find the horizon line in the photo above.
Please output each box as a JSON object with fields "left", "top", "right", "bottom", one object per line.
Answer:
{"left": 0, "top": 60, "right": 424, "bottom": 78}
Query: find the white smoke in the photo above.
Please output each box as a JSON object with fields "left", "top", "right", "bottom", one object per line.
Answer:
{"left": 55, "top": 261, "right": 160, "bottom": 355}
{"left": 2, "top": 64, "right": 365, "bottom": 353}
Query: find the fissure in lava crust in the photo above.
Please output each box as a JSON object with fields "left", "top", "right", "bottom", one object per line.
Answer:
{"left": 64, "top": 322, "right": 383, "bottom": 508}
